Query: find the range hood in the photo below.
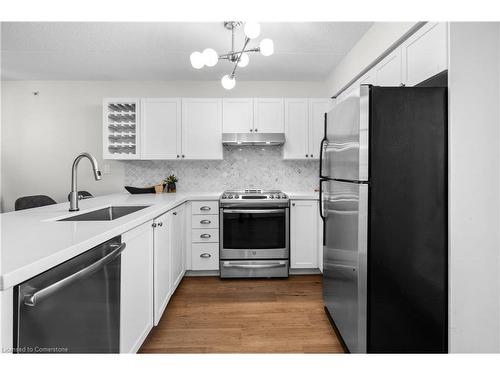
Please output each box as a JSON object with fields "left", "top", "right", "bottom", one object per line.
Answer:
{"left": 222, "top": 133, "right": 285, "bottom": 146}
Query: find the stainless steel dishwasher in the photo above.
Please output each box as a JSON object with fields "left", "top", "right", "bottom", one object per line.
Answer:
{"left": 14, "top": 236, "right": 125, "bottom": 353}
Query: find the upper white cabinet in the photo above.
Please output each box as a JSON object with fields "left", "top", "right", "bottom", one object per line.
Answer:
{"left": 373, "top": 46, "right": 403, "bottom": 86}
{"left": 182, "top": 98, "right": 223, "bottom": 160}
{"left": 284, "top": 99, "right": 309, "bottom": 159}
{"left": 253, "top": 98, "right": 285, "bottom": 133}
{"left": 335, "top": 22, "right": 448, "bottom": 100}
{"left": 290, "top": 200, "right": 319, "bottom": 269}
{"left": 152, "top": 212, "right": 172, "bottom": 326}
{"left": 121, "top": 222, "right": 154, "bottom": 353}
{"left": 284, "top": 98, "right": 331, "bottom": 160}
{"left": 170, "top": 204, "right": 186, "bottom": 291}
{"left": 309, "top": 99, "right": 331, "bottom": 159}
{"left": 401, "top": 22, "right": 448, "bottom": 86}
{"left": 141, "top": 98, "right": 181, "bottom": 160}
{"left": 223, "top": 98, "right": 254, "bottom": 133}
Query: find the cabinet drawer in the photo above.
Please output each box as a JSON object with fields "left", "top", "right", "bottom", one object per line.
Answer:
{"left": 191, "top": 243, "right": 219, "bottom": 271}
{"left": 192, "top": 214, "right": 219, "bottom": 229}
{"left": 191, "top": 228, "right": 219, "bottom": 243}
{"left": 191, "top": 201, "right": 218, "bottom": 215}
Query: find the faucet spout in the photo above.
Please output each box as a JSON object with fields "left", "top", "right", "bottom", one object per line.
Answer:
{"left": 69, "top": 152, "right": 102, "bottom": 212}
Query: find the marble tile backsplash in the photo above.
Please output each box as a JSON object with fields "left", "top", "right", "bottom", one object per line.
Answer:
{"left": 124, "top": 146, "right": 319, "bottom": 192}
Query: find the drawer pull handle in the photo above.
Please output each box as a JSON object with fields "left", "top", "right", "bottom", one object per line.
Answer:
{"left": 200, "top": 234, "right": 211, "bottom": 239}
{"left": 200, "top": 219, "right": 211, "bottom": 224}
{"left": 200, "top": 253, "right": 211, "bottom": 258}
{"left": 200, "top": 206, "right": 211, "bottom": 211}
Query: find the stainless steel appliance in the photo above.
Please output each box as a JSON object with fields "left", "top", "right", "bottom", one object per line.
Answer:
{"left": 220, "top": 189, "right": 289, "bottom": 278}
{"left": 320, "top": 85, "right": 447, "bottom": 353}
{"left": 14, "top": 236, "right": 125, "bottom": 353}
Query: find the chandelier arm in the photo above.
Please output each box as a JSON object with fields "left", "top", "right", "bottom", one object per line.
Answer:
{"left": 230, "top": 37, "right": 250, "bottom": 78}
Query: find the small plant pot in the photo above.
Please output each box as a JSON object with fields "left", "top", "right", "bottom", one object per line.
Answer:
{"left": 166, "top": 182, "right": 176, "bottom": 193}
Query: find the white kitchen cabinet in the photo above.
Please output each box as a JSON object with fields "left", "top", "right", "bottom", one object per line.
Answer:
{"left": 309, "top": 98, "right": 331, "bottom": 160}
{"left": 182, "top": 98, "right": 223, "bottom": 160}
{"left": 373, "top": 46, "right": 403, "bottom": 86}
{"left": 402, "top": 22, "right": 448, "bottom": 86}
{"left": 189, "top": 200, "right": 220, "bottom": 271}
{"left": 170, "top": 204, "right": 186, "bottom": 291}
{"left": 284, "top": 98, "right": 309, "bottom": 159}
{"left": 121, "top": 222, "right": 154, "bottom": 353}
{"left": 152, "top": 212, "right": 172, "bottom": 326}
{"left": 290, "top": 200, "right": 319, "bottom": 269}
{"left": 253, "top": 98, "right": 284, "bottom": 133}
{"left": 284, "top": 98, "right": 331, "bottom": 160}
{"left": 103, "top": 98, "right": 141, "bottom": 160}
{"left": 140, "top": 98, "right": 181, "bottom": 159}
{"left": 223, "top": 98, "right": 254, "bottom": 133}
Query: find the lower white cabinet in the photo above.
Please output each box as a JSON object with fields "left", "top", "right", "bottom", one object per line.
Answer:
{"left": 121, "top": 222, "right": 154, "bottom": 353}
{"left": 170, "top": 204, "right": 186, "bottom": 291}
{"left": 290, "top": 200, "right": 319, "bottom": 269}
{"left": 189, "top": 200, "right": 220, "bottom": 271}
{"left": 153, "top": 212, "right": 172, "bottom": 326}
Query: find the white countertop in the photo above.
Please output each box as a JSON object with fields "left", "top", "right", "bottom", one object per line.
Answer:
{"left": 0, "top": 190, "right": 317, "bottom": 290}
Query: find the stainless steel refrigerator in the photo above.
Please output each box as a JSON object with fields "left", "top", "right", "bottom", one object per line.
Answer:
{"left": 320, "top": 84, "right": 447, "bottom": 353}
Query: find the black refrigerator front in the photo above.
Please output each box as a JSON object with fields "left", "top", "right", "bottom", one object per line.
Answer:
{"left": 321, "top": 85, "right": 448, "bottom": 353}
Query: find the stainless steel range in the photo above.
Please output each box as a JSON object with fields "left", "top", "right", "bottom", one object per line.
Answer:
{"left": 219, "top": 189, "right": 289, "bottom": 278}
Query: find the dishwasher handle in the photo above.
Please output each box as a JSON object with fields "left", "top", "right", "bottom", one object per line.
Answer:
{"left": 23, "top": 242, "right": 126, "bottom": 307}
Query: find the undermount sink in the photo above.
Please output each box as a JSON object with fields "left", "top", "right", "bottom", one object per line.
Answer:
{"left": 58, "top": 205, "right": 150, "bottom": 221}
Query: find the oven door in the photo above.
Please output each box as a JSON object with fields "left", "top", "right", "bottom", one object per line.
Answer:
{"left": 220, "top": 207, "right": 289, "bottom": 259}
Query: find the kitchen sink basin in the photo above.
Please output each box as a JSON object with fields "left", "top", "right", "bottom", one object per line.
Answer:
{"left": 58, "top": 205, "right": 150, "bottom": 221}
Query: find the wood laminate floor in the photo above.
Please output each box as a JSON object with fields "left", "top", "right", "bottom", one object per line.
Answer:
{"left": 139, "top": 275, "right": 344, "bottom": 353}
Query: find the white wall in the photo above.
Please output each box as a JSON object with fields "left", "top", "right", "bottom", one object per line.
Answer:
{"left": 325, "top": 22, "right": 419, "bottom": 96}
{"left": 0, "top": 80, "right": 328, "bottom": 212}
{"left": 448, "top": 22, "right": 500, "bottom": 352}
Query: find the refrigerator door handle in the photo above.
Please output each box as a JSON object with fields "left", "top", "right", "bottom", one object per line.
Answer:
{"left": 319, "top": 179, "right": 326, "bottom": 221}
{"left": 319, "top": 112, "right": 328, "bottom": 179}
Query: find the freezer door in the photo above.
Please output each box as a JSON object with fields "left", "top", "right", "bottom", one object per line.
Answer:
{"left": 323, "top": 85, "right": 369, "bottom": 181}
{"left": 323, "top": 180, "right": 368, "bottom": 353}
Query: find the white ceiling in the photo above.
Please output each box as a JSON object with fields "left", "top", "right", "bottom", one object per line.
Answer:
{"left": 1, "top": 22, "right": 372, "bottom": 81}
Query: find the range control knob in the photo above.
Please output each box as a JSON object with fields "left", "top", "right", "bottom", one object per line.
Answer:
{"left": 282, "top": 194, "right": 287, "bottom": 199}
{"left": 222, "top": 195, "right": 227, "bottom": 199}
{"left": 234, "top": 194, "right": 239, "bottom": 199}
{"left": 270, "top": 195, "right": 274, "bottom": 199}
{"left": 228, "top": 194, "right": 233, "bottom": 199}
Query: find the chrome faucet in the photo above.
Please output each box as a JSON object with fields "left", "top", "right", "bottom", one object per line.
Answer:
{"left": 69, "top": 152, "right": 102, "bottom": 211}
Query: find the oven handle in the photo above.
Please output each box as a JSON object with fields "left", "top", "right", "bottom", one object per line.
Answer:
{"left": 222, "top": 262, "right": 287, "bottom": 269}
{"left": 223, "top": 209, "right": 285, "bottom": 214}
{"left": 23, "top": 242, "right": 126, "bottom": 307}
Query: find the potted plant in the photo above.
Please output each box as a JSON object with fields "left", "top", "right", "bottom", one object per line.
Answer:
{"left": 164, "top": 174, "right": 178, "bottom": 193}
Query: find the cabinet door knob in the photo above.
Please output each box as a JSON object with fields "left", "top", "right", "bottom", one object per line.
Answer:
{"left": 173, "top": 212, "right": 177, "bottom": 215}
{"left": 152, "top": 223, "right": 157, "bottom": 228}
{"left": 177, "top": 155, "right": 180, "bottom": 158}
{"left": 305, "top": 154, "right": 308, "bottom": 157}
{"left": 182, "top": 155, "right": 185, "bottom": 158}
{"left": 200, "top": 234, "right": 211, "bottom": 239}
{"left": 310, "top": 154, "right": 313, "bottom": 157}
{"left": 200, "top": 253, "right": 211, "bottom": 258}
{"left": 254, "top": 129, "right": 258, "bottom": 132}
{"left": 292, "top": 203, "right": 295, "bottom": 206}
{"left": 250, "top": 129, "right": 253, "bottom": 132}
{"left": 200, "top": 206, "right": 211, "bottom": 211}
{"left": 200, "top": 219, "right": 211, "bottom": 224}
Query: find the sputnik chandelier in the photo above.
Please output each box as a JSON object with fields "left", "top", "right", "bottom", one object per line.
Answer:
{"left": 190, "top": 21, "right": 274, "bottom": 90}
